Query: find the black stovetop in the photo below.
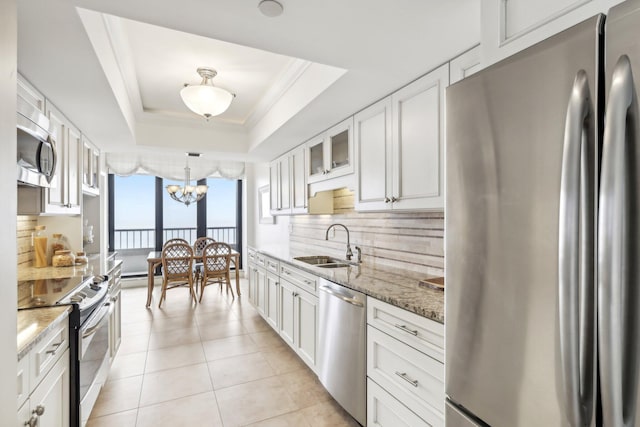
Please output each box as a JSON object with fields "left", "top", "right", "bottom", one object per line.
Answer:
{"left": 17, "top": 275, "right": 94, "bottom": 309}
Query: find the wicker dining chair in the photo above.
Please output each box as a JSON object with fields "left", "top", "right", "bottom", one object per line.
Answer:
{"left": 200, "top": 242, "right": 233, "bottom": 301}
{"left": 164, "top": 238, "right": 189, "bottom": 247}
{"left": 159, "top": 242, "right": 197, "bottom": 307}
{"left": 193, "top": 237, "right": 215, "bottom": 287}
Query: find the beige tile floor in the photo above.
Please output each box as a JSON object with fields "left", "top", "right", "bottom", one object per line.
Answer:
{"left": 87, "top": 278, "right": 359, "bottom": 427}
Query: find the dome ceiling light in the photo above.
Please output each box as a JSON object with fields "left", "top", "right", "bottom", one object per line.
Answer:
{"left": 180, "top": 67, "right": 235, "bottom": 120}
{"left": 258, "top": 0, "right": 284, "bottom": 17}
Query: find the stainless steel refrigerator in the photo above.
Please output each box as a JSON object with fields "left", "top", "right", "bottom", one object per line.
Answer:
{"left": 445, "top": 1, "right": 640, "bottom": 425}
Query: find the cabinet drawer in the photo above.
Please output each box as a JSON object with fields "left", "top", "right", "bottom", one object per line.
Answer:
{"left": 265, "top": 257, "right": 279, "bottom": 274}
{"left": 280, "top": 263, "right": 317, "bottom": 295}
{"left": 248, "top": 248, "right": 256, "bottom": 264}
{"left": 256, "top": 253, "right": 266, "bottom": 268}
{"left": 30, "top": 319, "right": 69, "bottom": 392}
{"left": 17, "top": 355, "right": 29, "bottom": 409}
{"left": 368, "top": 379, "right": 431, "bottom": 427}
{"left": 367, "top": 326, "right": 444, "bottom": 425}
{"left": 367, "top": 297, "right": 443, "bottom": 363}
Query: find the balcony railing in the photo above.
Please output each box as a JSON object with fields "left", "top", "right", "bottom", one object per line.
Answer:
{"left": 114, "top": 227, "right": 238, "bottom": 276}
{"left": 114, "top": 227, "right": 237, "bottom": 250}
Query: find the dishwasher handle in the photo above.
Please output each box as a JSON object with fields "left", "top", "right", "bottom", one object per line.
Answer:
{"left": 319, "top": 285, "right": 365, "bottom": 307}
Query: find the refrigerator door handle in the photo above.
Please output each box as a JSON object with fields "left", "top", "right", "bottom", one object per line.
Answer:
{"left": 558, "top": 69, "right": 595, "bottom": 427}
{"left": 599, "top": 54, "right": 639, "bottom": 427}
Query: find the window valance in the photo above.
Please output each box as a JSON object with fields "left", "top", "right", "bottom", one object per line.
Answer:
{"left": 106, "top": 152, "right": 245, "bottom": 180}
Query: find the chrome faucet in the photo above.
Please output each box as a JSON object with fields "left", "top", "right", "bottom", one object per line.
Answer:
{"left": 325, "top": 223, "right": 353, "bottom": 261}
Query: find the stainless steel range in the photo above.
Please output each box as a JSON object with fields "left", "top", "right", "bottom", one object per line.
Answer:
{"left": 18, "top": 274, "right": 110, "bottom": 427}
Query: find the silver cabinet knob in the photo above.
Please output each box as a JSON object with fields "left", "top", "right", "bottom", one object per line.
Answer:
{"left": 391, "top": 197, "right": 398, "bottom": 202}
{"left": 384, "top": 197, "right": 391, "bottom": 203}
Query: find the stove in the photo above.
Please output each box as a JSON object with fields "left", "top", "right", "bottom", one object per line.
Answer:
{"left": 18, "top": 275, "right": 108, "bottom": 321}
{"left": 17, "top": 274, "right": 109, "bottom": 427}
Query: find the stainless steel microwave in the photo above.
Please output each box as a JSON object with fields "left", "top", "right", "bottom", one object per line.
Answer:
{"left": 17, "top": 96, "right": 57, "bottom": 187}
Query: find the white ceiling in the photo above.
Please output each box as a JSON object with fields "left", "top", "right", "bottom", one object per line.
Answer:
{"left": 18, "top": 0, "right": 481, "bottom": 162}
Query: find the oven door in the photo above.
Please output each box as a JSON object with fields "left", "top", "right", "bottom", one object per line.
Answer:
{"left": 78, "top": 300, "right": 110, "bottom": 419}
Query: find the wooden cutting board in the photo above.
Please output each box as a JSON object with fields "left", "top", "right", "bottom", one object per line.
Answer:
{"left": 418, "top": 276, "right": 444, "bottom": 291}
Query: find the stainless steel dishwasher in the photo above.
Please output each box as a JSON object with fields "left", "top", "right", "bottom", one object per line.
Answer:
{"left": 318, "top": 278, "right": 367, "bottom": 426}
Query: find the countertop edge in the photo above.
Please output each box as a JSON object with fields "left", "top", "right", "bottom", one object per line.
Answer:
{"left": 18, "top": 305, "right": 72, "bottom": 361}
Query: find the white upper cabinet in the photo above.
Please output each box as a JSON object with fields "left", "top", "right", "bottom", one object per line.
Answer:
{"left": 450, "top": 45, "right": 482, "bottom": 85}
{"left": 354, "top": 97, "right": 393, "bottom": 211}
{"left": 290, "top": 146, "right": 308, "bottom": 214}
{"left": 355, "top": 64, "right": 448, "bottom": 211}
{"left": 270, "top": 145, "right": 308, "bottom": 216}
{"left": 481, "top": 0, "right": 624, "bottom": 66}
{"left": 306, "top": 117, "right": 354, "bottom": 184}
{"left": 82, "top": 135, "right": 100, "bottom": 196}
{"left": 17, "top": 74, "right": 45, "bottom": 113}
{"left": 43, "top": 102, "right": 81, "bottom": 215}
{"left": 269, "top": 154, "right": 291, "bottom": 214}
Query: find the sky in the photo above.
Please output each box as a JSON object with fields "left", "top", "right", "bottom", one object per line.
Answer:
{"left": 114, "top": 174, "right": 238, "bottom": 229}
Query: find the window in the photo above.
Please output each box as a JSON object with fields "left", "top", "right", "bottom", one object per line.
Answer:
{"left": 163, "top": 178, "right": 197, "bottom": 244}
{"left": 112, "top": 175, "right": 156, "bottom": 250}
{"left": 205, "top": 178, "right": 238, "bottom": 248}
{"left": 109, "top": 174, "right": 242, "bottom": 276}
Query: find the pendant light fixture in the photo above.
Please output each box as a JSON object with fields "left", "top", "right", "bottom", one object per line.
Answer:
{"left": 180, "top": 68, "right": 235, "bottom": 120}
{"left": 166, "top": 153, "right": 208, "bottom": 206}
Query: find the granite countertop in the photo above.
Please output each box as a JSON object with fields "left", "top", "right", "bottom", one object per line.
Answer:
{"left": 17, "top": 253, "right": 121, "bottom": 360}
{"left": 251, "top": 246, "right": 444, "bottom": 324}
{"left": 17, "top": 306, "right": 71, "bottom": 361}
{"left": 18, "top": 252, "right": 121, "bottom": 281}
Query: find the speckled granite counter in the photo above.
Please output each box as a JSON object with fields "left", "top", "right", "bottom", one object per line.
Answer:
{"left": 17, "top": 306, "right": 71, "bottom": 361}
{"left": 18, "top": 252, "right": 121, "bottom": 281}
{"left": 251, "top": 247, "right": 445, "bottom": 324}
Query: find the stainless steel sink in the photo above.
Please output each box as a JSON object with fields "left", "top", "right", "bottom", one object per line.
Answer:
{"left": 317, "top": 263, "right": 351, "bottom": 268}
{"left": 294, "top": 256, "right": 353, "bottom": 268}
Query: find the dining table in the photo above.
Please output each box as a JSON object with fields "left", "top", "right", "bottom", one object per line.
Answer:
{"left": 146, "top": 249, "right": 241, "bottom": 307}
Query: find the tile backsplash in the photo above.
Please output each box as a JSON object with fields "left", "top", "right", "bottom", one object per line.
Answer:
{"left": 290, "top": 189, "right": 444, "bottom": 277}
{"left": 17, "top": 215, "right": 37, "bottom": 267}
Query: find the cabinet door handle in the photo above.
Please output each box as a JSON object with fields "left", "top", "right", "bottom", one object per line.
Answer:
{"left": 384, "top": 197, "right": 391, "bottom": 203}
{"left": 283, "top": 270, "right": 291, "bottom": 275}
{"left": 45, "top": 341, "right": 63, "bottom": 355}
{"left": 394, "top": 324, "right": 418, "bottom": 336}
{"left": 391, "top": 197, "right": 398, "bottom": 203}
{"left": 303, "top": 279, "right": 313, "bottom": 285}
{"left": 395, "top": 371, "right": 419, "bottom": 387}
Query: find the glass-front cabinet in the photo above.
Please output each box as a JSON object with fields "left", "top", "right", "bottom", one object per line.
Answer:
{"left": 306, "top": 117, "right": 354, "bottom": 184}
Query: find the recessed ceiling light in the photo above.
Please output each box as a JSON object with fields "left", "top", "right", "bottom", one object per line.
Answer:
{"left": 258, "top": 0, "right": 284, "bottom": 17}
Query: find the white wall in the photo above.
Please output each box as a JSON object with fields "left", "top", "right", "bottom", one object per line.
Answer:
{"left": 1, "top": 0, "right": 18, "bottom": 423}
{"left": 245, "top": 162, "right": 290, "bottom": 252}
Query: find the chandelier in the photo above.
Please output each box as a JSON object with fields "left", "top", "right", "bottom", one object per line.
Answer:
{"left": 180, "top": 68, "right": 235, "bottom": 120}
{"left": 166, "top": 153, "right": 208, "bottom": 206}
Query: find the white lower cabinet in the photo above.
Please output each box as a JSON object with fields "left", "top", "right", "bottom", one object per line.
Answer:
{"left": 279, "top": 279, "right": 296, "bottom": 348}
{"left": 367, "top": 297, "right": 444, "bottom": 427}
{"left": 18, "top": 316, "right": 70, "bottom": 427}
{"left": 368, "top": 379, "right": 430, "bottom": 427}
{"left": 265, "top": 271, "right": 280, "bottom": 330}
{"left": 27, "top": 348, "right": 70, "bottom": 427}
{"left": 294, "top": 287, "right": 319, "bottom": 370}
{"left": 108, "top": 262, "right": 123, "bottom": 363}
{"left": 256, "top": 267, "right": 267, "bottom": 317}
{"left": 278, "top": 278, "right": 318, "bottom": 372}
